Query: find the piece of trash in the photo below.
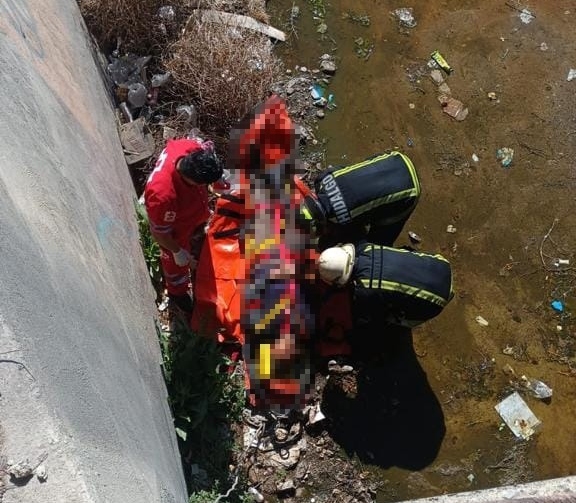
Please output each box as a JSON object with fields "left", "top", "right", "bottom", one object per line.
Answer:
{"left": 309, "top": 403, "right": 326, "bottom": 424}
{"left": 119, "top": 102, "right": 133, "bottom": 123}
{"left": 472, "top": 153, "right": 479, "bottom": 162}
{"left": 502, "top": 346, "right": 514, "bottom": 356}
{"left": 119, "top": 118, "right": 156, "bottom": 165}
{"left": 495, "top": 391, "right": 541, "bottom": 439}
{"left": 320, "top": 59, "right": 337, "bottom": 74}
{"left": 127, "top": 83, "right": 147, "bottom": 108}
{"left": 467, "top": 473, "right": 475, "bottom": 483}
{"left": 551, "top": 300, "right": 564, "bottom": 312}
{"left": 394, "top": 8, "right": 417, "bottom": 28}
{"left": 248, "top": 487, "right": 265, "bottom": 503}
{"left": 431, "top": 50, "right": 453, "bottom": 74}
{"left": 407, "top": 137, "right": 414, "bottom": 147}
{"left": 311, "top": 85, "right": 324, "bottom": 100}
{"left": 487, "top": 91, "right": 497, "bottom": 100}
{"left": 440, "top": 96, "right": 468, "bottom": 121}
{"left": 438, "top": 82, "right": 452, "bottom": 95}
{"left": 409, "top": 102, "right": 416, "bottom": 109}
{"left": 35, "top": 464, "right": 48, "bottom": 482}
{"left": 540, "top": 42, "right": 548, "bottom": 51}
{"left": 430, "top": 69, "right": 444, "bottom": 84}
{"left": 567, "top": 69, "right": 576, "bottom": 82}
{"left": 521, "top": 375, "right": 553, "bottom": 400}
{"left": 496, "top": 147, "right": 514, "bottom": 168}
{"left": 408, "top": 231, "right": 422, "bottom": 243}
{"left": 276, "top": 479, "right": 296, "bottom": 495}
{"left": 176, "top": 104, "right": 198, "bottom": 127}
{"left": 151, "top": 72, "right": 171, "bottom": 87}
{"left": 554, "top": 258, "right": 570, "bottom": 267}
{"left": 519, "top": 9, "right": 535, "bottom": 24}
{"left": 446, "top": 224, "right": 457, "bottom": 234}
{"left": 158, "top": 5, "right": 176, "bottom": 21}
{"left": 475, "top": 315, "right": 489, "bottom": 327}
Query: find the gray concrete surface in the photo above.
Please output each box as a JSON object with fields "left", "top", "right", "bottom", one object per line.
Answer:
{"left": 0, "top": 1, "right": 187, "bottom": 502}
{"left": 405, "top": 476, "right": 576, "bottom": 503}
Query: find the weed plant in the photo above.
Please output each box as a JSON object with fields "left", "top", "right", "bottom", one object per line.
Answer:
{"left": 135, "top": 200, "right": 163, "bottom": 295}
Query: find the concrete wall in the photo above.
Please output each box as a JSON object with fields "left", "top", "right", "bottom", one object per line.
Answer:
{"left": 0, "top": 1, "right": 187, "bottom": 502}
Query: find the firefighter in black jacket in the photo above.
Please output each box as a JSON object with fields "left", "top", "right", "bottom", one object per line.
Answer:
{"left": 316, "top": 241, "right": 454, "bottom": 328}
{"left": 298, "top": 151, "right": 421, "bottom": 248}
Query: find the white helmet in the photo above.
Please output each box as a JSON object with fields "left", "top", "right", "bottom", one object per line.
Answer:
{"left": 317, "top": 244, "right": 356, "bottom": 286}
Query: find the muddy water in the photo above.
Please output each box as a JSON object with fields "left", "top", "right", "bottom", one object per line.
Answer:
{"left": 271, "top": 0, "right": 576, "bottom": 501}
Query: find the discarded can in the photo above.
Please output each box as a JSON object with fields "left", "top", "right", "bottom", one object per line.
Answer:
{"left": 431, "top": 50, "right": 453, "bottom": 74}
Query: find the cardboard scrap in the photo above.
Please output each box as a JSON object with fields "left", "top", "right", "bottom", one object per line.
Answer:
{"left": 119, "top": 117, "right": 155, "bottom": 165}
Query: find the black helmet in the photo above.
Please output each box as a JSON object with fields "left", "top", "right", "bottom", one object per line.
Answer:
{"left": 179, "top": 149, "right": 223, "bottom": 184}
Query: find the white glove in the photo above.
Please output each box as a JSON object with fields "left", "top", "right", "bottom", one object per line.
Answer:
{"left": 172, "top": 248, "right": 192, "bottom": 267}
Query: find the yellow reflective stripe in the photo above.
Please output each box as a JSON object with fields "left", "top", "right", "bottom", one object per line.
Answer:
{"left": 254, "top": 294, "right": 291, "bottom": 333}
{"left": 332, "top": 152, "right": 396, "bottom": 178}
{"left": 362, "top": 244, "right": 450, "bottom": 264}
{"left": 349, "top": 188, "right": 418, "bottom": 219}
{"left": 396, "top": 151, "right": 420, "bottom": 195}
{"left": 301, "top": 206, "right": 313, "bottom": 220}
{"left": 257, "top": 343, "right": 272, "bottom": 378}
{"left": 359, "top": 278, "right": 448, "bottom": 306}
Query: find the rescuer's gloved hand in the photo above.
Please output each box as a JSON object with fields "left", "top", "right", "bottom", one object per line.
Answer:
{"left": 172, "top": 248, "right": 192, "bottom": 267}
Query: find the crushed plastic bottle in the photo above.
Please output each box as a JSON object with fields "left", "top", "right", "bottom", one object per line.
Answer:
{"left": 521, "top": 376, "right": 553, "bottom": 399}
{"left": 127, "top": 83, "right": 147, "bottom": 108}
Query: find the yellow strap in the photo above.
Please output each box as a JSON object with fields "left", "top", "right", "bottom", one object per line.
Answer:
{"left": 254, "top": 294, "right": 292, "bottom": 333}
{"left": 257, "top": 343, "right": 272, "bottom": 378}
{"left": 362, "top": 244, "right": 450, "bottom": 264}
{"left": 359, "top": 278, "right": 448, "bottom": 307}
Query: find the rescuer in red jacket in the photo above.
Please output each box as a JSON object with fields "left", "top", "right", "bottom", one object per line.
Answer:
{"left": 144, "top": 137, "right": 223, "bottom": 314}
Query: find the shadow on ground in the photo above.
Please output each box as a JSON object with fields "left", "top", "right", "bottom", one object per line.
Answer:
{"left": 321, "top": 325, "right": 446, "bottom": 470}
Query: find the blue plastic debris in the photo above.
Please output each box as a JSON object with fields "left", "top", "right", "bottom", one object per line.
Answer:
{"left": 496, "top": 147, "right": 514, "bottom": 168}
{"left": 551, "top": 300, "right": 564, "bottom": 312}
{"left": 311, "top": 85, "right": 324, "bottom": 100}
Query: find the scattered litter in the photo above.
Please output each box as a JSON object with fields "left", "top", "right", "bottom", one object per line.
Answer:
{"left": 487, "top": 91, "right": 497, "bottom": 100}
{"left": 567, "top": 69, "right": 576, "bottom": 82}
{"left": 158, "top": 297, "right": 169, "bottom": 312}
{"left": 540, "top": 42, "right": 548, "bottom": 51}
{"left": 495, "top": 391, "right": 541, "bottom": 439}
{"left": 519, "top": 9, "right": 535, "bottom": 24}
{"left": 308, "top": 403, "right": 326, "bottom": 424}
{"left": 472, "top": 153, "right": 479, "bottom": 162}
{"left": 438, "top": 82, "right": 452, "bottom": 95}
{"left": 521, "top": 375, "right": 553, "bottom": 400}
{"left": 408, "top": 231, "right": 422, "bottom": 244}
{"left": 317, "top": 23, "right": 328, "bottom": 34}
{"left": 407, "top": 137, "right": 414, "bottom": 147}
{"left": 551, "top": 300, "right": 564, "bottom": 312}
{"left": 127, "top": 83, "right": 147, "bottom": 108}
{"left": 119, "top": 117, "right": 156, "bottom": 165}
{"left": 556, "top": 325, "right": 563, "bottom": 332}
{"left": 446, "top": 224, "right": 457, "bottom": 234}
{"left": 327, "top": 359, "right": 354, "bottom": 374}
{"left": 409, "top": 102, "right": 416, "bottom": 109}
{"left": 467, "top": 473, "right": 475, "bottom": 483}
{"left": 158, "top": 5, "right": 176, "bottom": 21}
{"left": 431, "top": 50, "right": 453, "bottom": 74}
{"left": 163, "top": 126, "right": 178, "bottom": 140}
{"left": 176, "top": 104, "right": 198, "bottom": 127}
{"left": 248, "top": 487, "right": 265, "bottom": 502}
{"left": 440, "top": 96, "right": 468, "bottom": 121}
{"left": 553, "top": 258, "right": 570, "bottom": 267}
{"left": 475, "top": 315, "right": 489, "bottom": 327}
{"left": 496, "top": 147, "right": 514, "bottom": 167}
{"left": 393, "top": 8, "right": 417, "bottom": 28}
{"left": 151, "top": 72, "right": 171, "bottom": 88}
{"left": 320, "top": 59, "right": 337, "bottom": 74}
{"left": 502, "top": 346, "right": 514, "bottom": 356}
{"left": 311, "top": 85, "right": 324, "bottom": 100}
{"left": 430, "top": 69, "right": 444, "bottom": 84}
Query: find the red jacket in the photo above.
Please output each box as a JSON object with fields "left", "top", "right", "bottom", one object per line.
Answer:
{"left": 144, "top": 139, "right": 210, "bottom": 244}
